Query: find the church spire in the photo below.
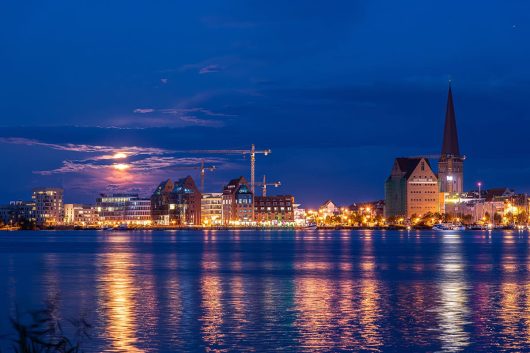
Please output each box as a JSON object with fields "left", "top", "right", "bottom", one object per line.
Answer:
{"left": 441, "top": 82, "right": 460, "bottom": 157}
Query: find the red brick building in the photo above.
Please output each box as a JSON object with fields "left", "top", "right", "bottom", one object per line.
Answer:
{"left": 151, "top": 176, "right": 202, "bottom": 225}
{"left": 254, "top": 195, "right": 295, "bottom": 224}
{"left": 222, "top": 176, "right": 254, "bottom": 225}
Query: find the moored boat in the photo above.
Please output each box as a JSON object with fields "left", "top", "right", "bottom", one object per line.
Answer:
{"left": 432, "top": 223, "right": 465, "bottom": 231}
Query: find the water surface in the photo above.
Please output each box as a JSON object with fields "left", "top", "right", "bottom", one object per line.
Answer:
{"left": 1, "top": 230, "right": 529, "bottom": 352}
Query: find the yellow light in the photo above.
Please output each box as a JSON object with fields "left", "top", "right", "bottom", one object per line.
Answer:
{"left": 113, "top": 163, "right": 130, "bottom": 171}
{"left": 113, "top": 152, "right": 128, "bottom": 159}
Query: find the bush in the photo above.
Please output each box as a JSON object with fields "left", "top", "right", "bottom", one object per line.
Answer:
{"left": 2, "top": 304, "right": 91, "bottom": 353}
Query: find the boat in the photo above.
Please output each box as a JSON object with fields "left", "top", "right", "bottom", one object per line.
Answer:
{"left": 432, "top": 223, "right": 465, "bottom": 231}
{"left": 468, "top": 224, "right": 487, "bottom": 230}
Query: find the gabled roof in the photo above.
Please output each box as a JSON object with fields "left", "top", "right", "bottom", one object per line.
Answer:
{"left": 320, "top": 200, "right": 336, "bottom": 208}
{"left": 226, "top": 176, "right": 247, "bottom": 186}
{"left": 485, "top": 188, "right": 514, "bottom": 201}
{"left": 223, "top": 176, "right": 251, "bottom": 195}
{"left": 394, "top": 157, "right": 432, "bottom": 179}
{"left": 441, "top": 84, "right": 461, "bottom": 157}
{"left": 173, "top": 176, "right": 199, "bottom": 194}
{"left": 175, "top": 175, "right": 194, "bottom": 187}
{"left": 153, "top": 176, "right": 200, "bottom": 196}
{"left": 153, "top": 179, "right": 173, "bottom": 195}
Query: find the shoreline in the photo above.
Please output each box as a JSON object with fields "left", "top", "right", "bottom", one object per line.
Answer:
{"left": 0, "top": 225, "right": 518, "bottom": 232}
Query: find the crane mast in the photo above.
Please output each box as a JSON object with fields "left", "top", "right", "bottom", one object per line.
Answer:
{"left": 250, "top": 144, "right": 256, "bottom": 194}
{"left": 171, "top": 161, "right": 215, "bottom": 193}
{"left": 255, "top": 175, "right": 281, "bottom": 197}
{"left": 177, "top": 145, "right": 271, "bottom": 195}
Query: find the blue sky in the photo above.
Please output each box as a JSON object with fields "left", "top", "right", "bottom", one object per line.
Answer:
{"left": 1, "top": 0, "right": 529, "bottom": 207}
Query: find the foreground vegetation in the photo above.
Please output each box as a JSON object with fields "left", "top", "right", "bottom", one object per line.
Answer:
{"left": 1, "top": 305, "right": 90, "bottom": 353}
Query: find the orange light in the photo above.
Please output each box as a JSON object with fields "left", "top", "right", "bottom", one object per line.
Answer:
{"left": 113, "top": 152, "right": 128, "bottom": 159}
{"left": 113, "top": 163, "right": 130, "bottom": 171}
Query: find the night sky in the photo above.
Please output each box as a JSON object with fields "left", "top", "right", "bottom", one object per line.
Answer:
{"left": 1, "top": 1, "right": 530, "bottom": 207}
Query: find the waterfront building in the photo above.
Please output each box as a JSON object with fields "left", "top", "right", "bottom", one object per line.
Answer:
{"left": 32, "top": 187, "right": 64, "bottom": 226}
{"left": 222, "top": 176, "right": 254, "bottom": 225}
{"left": 316, "top": 200, "right": 340, "bottom": 225}
{"left": 0, "top": 200, "right": 35, "bottom": 225}
{"left": 151, "top": 176, "right": 202, "bottom": 226}
{"left": 465, "top": 200, "right": 505, "bottom": 223}
{"left": 438, "top": 84, "right": 465, "bottom": 195}
{"left": 96, "top": 194, "right": 151, "bottom": 226}
{"left": 201, "top": 192, "right": 223, "bottom": 225}
{"left": 484, "top": 188, "right": 516, "bottom": 202}
{"left": 446, "top": 188, "right": 529, "bottom": 224}
{"left": 0, "top": 205, "right": 9, "bottom": 225}
{"left": 64, "top": 204, "right": 98, "bottom": 226}
{"left": 293, "top": 204, "right": 307, "bottom": 226}
{"left": 384, "top": 157, "right": 441, "bottom": 218}
{"left": 254, "top": 195, "right": 295, "bottom": 225}
{"left": 319, "top": 200, "right": 339, "bottom": 217}
{"left": 350, "top": 200, "right": 385, "bottom": 218}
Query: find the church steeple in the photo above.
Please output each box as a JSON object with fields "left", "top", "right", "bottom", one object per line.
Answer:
{"left": 438, "top": 82, "right": 464, "bottom": 195}
{"left": 441, "top": 82, "right": 460, "bottom": 157}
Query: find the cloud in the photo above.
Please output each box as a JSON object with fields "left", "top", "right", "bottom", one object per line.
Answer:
{"left": 0, "top": 137, "right": 169, "bottom": 155}
{"left": 199, "top": 64, "right": 222, "bottom": 74}
{"left": 179, "top": 116, "right": 224, "bottom": 127}
{"left": 134, "top": 107, "right": 235, "bottom": 117}
{"left": 133, "top": 108, "right": 156, "bottom": 114}
{"left": 177, "top": 57, "right": 237, "bottom": 75}
{"left": 6, "top": 136, "right": 230, "bottom": 197}
{"left": 40, "top": 156, "right": 225, "bottom": 197}
{"left": 129, "top": 106, "right": 236, "bottom": 128}
{"left": 34, "top": 155, "right": 223, "bottom": 175}
{"left": 34, "top": 160, "right": 106, "bottom": 175}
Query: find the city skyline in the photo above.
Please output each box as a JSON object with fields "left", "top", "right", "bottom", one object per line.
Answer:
{"left": 1, "top": 1, "right": 530, "bottom": 207}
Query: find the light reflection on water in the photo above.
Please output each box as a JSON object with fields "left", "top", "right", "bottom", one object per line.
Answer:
{"left": 4, "top": 230, "right": 530, "bottom": 352}
{"left": 98, "top": 251, "right": 144, "bottom": 353}
{"left": 436, "top": 233, "right": 470, "bottom": 352}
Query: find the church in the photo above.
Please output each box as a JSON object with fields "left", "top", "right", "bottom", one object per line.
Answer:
{"left": 438, "top": 84, "right": 465, "bottom": 194}
{"left": 384, "top": 84, "right": 464, "bottom": 218}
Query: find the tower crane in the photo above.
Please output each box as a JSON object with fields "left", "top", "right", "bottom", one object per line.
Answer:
{"left": 199, "top": 160, "right": 216, "bottom": 193}
{"left": 408, "top": 154, "right": 441, "bottom": 159}
{"left": 176, "top": 144, "right": 271, "bottom": 194}
{"left": 171, "top": 160, "right": 216, "bottom": 192}
{"left": 409, "top": 154, "right": 467, "bottom": 160}
{"left": 254, "top": 175, "right": 281, "bottom": 197}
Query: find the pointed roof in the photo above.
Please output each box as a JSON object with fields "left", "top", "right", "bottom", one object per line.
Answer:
{"left": 321, "top": 200, "right": 336, "bottom": 208}
{"left": 174, "top": 175, "right": 199, "bottom": 194}
{"left": 485, "top": 188, "right": 515, "bottom": 201}
{"left": 441, "top": 83, "right": 461, "bottom": 157}
{"left": 153, "top": 179, "right": 173, "bottom": 195}
{"left": 394, "top": 157, "right": 433, "bottom": 179}
{"left": 223, "top": 176, "right": 251, "bottom": 195}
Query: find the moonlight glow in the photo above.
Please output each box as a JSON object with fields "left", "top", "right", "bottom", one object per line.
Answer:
{"left": 113, "top": 152, "right": 128, "bottom": 159}
{"left": 112, "top": 163, "right": 130, "bottom": 171}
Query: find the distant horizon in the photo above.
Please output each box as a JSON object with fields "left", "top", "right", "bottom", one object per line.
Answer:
{"left": 4, "top": 158, "right": 523, "bottom": 210}
{"left": 2, "top": 1, "right": 530, "bottom": 207}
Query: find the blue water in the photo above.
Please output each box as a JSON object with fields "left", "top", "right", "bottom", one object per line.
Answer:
{"left": 1, "top": 230, "right": 529, "bottom": 352}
